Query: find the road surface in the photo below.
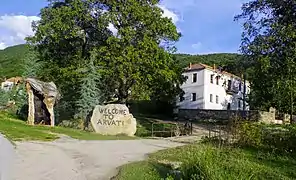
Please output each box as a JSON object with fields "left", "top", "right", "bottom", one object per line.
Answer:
{"left": 7, "top": 136, "right": 183, "bottom": 180}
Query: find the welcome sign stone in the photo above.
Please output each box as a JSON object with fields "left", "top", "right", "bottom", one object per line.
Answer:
{"left": 90, "top": 104, "right": 137, "bottom": 136}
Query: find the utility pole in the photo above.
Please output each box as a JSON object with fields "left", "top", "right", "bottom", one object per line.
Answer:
{"left": 243, "top": 73, "right": 247, "bottom": 119}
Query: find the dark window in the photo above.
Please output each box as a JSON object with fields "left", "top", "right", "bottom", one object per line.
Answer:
{"left": 216, "top": 76, "right": 219, "bottom": 85}
{"left": 210, "top": 94, "right": 213, "bottom": 102}
{"left": 179, "top": 94, "right": 185, "bottom": 102}
{"left": 227, "top": 80, "right": 232, "bottom": 90}
{"left": 238, "top": 100, "right": 241, "bottom": 108}
{"left": 239, "top": 82, "right": 242, "bottom": 91}
{"left": 192, "top": 73, "right": 197, "bottom": 83}
{"left": 192, "top": 93, "right": 196, "bottom": 101}
{"left": 216, "top": 95, "right": 219, "bottom": 104}
{"left": 210, "top": 75, "right": 214, "bottom": 83}
{"left": 227, "top": 103, "right": 231, "bottom": 110}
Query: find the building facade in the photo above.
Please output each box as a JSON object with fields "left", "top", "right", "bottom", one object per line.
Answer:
{"left": 177, "top": 63, "right": 250, "bottom": 110}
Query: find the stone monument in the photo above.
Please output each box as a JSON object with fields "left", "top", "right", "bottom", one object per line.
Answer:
{"left": 90, "top": 104, "right": 137, "bottom": 136}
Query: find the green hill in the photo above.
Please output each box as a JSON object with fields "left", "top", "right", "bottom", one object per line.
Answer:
{"left": 0, "top": 44, "right": 243, "bottom": 79}
{"left": 0, "top": 44, "right": 31, "bottom": 79}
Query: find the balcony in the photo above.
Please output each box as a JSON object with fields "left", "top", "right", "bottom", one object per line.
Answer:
{"left": 225, "top": 86, "right": 239, "bottom": 95}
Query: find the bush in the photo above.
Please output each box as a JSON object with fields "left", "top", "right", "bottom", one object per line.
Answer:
{"left": 237, "top": 122, "right": 296, "bottom": 154}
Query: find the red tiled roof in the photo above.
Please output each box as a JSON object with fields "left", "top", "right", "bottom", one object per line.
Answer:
{"left": 185, "top": 63, "right": 242, "bottom": 79}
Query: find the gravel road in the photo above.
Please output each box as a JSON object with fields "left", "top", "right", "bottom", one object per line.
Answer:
{"left": 0, "top": 134, "right": 15, "bottom": 180}
{"left": 6, "top": 136, "right": 183, "bottom": 180}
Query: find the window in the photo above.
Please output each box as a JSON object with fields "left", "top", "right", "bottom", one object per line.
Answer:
{"left": 239, "top": 82, "right": 242, "bottom": 91}
{"left": 179, "top": 94, "right": 185, "bottom": 102}
{"left": 192, "top": 93, "right": 197, "bottom": 101}
{"left": 192, "top": 73, "right": 197, "bottom": 83}
{"left": 210, "top": 75, "right": 214, "bottom": 83}
{"left": 227, "top": 80, "right": 232, "bottom": 90}
{"left": 210, "top": 94, "right": 213, "bottom": 103}
{"left": 216, "top": 95, "right": 219, "bottom": 104}
{"left": 238, "top": 100, "right": 241, "bottom": 109}
{"left": 216, "top": 76, "right": 220, "bottom": 85}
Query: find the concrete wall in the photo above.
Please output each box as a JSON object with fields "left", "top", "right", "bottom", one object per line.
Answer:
{"left": 177, "top": 69, "right": 205, "bottom": 109}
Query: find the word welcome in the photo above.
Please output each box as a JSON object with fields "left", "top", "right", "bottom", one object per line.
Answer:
{"left": 97, "top": 119, "right": 124, "bottom": 126}
{"left": 98, "top": 108, "right": 127, "bottom": 116}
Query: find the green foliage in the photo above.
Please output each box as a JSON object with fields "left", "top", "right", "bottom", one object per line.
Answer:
{"left": 175, "top": 53, "right": 246, "bottom": 76}
{"left": 0, "top": 89, "right": 11, "bottom": 108}
{"left": 237, "top": 122, "right": 296, "bottom": 154}
{"left": 116, "top": 143, "right": 296, "bottom": 180}
{"left": 0, "top": 44, "right": 31, "bottom": 78}
{"left": 75, "top": 51, "right": 104, "bottom": 128}
{"left": 235, "top": 0, "right": 296, "bottom": 113}
{"left": 27, "top": 0, "right": 183, "bottom": 108}
{"left": 21, "top": 48, "right": 41, "bottom": 78}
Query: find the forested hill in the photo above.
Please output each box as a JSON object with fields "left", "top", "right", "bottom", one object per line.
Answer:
{"left": 0, "top": 44, "right": 243, "bottom": 79}
{"left": 0, "top": 44, "right": 30, "bottom": 79}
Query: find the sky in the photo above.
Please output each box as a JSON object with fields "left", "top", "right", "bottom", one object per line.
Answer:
{"left": 0, "top": 0, "right": 248, "bottom": 54}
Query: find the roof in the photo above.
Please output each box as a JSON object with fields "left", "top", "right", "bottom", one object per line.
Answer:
{"left": 185, "top": 63, "right": 242, "bottom": 79}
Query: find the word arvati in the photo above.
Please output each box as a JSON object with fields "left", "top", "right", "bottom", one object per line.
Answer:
{"left": 96, "top": 107, "right": 127, "bottom": 126}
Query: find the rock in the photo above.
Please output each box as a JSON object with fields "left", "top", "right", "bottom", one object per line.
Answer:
{"left": 90, "top": 104, "right": 137, "bottom": 136}
{"left": 25, "top": 78, "right": 60, "bottom": 126}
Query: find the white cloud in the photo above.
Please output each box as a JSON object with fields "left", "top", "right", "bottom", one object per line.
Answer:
{"left": 191, "top": 42, "right": 202, "bottom": 50}
{"left": 0, "top": 15, "right": 40, "bottom": 47}
{"left": 157, "top": 5, "right": 179, "bottom": 24}
{"left": 0, "top": 42, "right": 6, "bottom": 50}
{"left": 0, "top": 3, "right": 179, "bottom": 48}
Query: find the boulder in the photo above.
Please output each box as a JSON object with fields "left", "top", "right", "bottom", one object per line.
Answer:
{"left": 90, "top": 104, "right": 137, "bottom": 136}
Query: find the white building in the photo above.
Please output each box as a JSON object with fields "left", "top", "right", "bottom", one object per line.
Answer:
{"left": 177, "top": 63, "right": 250, "bottom": 110}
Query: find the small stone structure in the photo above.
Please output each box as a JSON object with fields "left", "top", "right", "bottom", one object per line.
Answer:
{"left": 90, "top": 104, "right": 137, "bottom": 136}
{"left": 25, "top": 78, "right": 60, "bottom": 126}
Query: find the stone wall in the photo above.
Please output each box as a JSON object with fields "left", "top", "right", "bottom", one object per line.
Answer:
{"left": 178, "top": 109, "right": 260, "bottom": 122}
{"left": 178, "top": 107, "right": 289, "bottom": 124}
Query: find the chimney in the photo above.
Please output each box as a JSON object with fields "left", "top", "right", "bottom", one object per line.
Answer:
{"left": 213, "top": 64, "right": 216, "bottom": 70}
{"left": 189, "top": 62, "right": 192, "bottom": 69}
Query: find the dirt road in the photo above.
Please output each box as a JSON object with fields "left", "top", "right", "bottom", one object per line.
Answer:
{"left": 9, "top": 136, "right": 183, "bottom": 180}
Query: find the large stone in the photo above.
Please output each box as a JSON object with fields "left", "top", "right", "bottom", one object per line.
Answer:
{"left": 90, "top": 104, "right": 137, "bottom": 136}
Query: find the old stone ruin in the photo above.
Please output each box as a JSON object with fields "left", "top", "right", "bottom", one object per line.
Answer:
{"left": 25, "top": 78, "right": 60, "bottom": 126}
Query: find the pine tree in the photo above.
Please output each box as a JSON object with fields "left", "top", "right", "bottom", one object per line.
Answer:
{"left": 22, "top": 49, "right": 40, "bottom": 78}
{"left": 75, "top": 52, "right": 104, "bottom": 129}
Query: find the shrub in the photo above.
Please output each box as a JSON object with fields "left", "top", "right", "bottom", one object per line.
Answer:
{"left": 236, "top": 122, "right": 296, "bottom": 154}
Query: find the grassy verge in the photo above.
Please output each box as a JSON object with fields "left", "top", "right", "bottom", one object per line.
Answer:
{"left": 0, "top": 112, "right": 136, "bottom": 141}
{"left": 135, "top": 115, "right": 177, "bottom": 137}
{"left": 114, "top": 143, "right": 296, "bottom": 180}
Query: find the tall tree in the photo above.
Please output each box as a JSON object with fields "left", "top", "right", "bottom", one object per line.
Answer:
{"left": 27, "top": 0, "right": 184, "bottom": 118}
{"left": 235, "top": 0, "right": 296, "bottom": 116}
{"left": 96, "top": 0, "right": 183, "bottom": 103}
{"left": 26, "top": 0, "right": 112, "bottom": 116}
{"left": 75, "top": 51, "right": 104, "bottom": 128}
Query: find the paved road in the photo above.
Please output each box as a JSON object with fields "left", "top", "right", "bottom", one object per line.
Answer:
{"left": 9, "top": 136, "right": 183, "bottom": 180}
{"left": 0, "top": 134, "right": 15, "bottom": 180}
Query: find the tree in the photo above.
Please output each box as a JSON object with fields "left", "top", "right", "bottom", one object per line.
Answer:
{"left": 96, "top": 0, "right": 183, "bottom": 103}
{"left": 26, "top": 0, "right": 112, "bottom": 114}
{"left": 75, "top": 51, "right": 104, "bottom": 128}
{"left": 235, "top": 0, "right": 296, "bottom": 117}
{"left": 27, "top": 0, "right": 184, "bottom": 119}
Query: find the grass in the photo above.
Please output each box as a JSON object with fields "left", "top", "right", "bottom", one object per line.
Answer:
{"left": 114, "top": 143, "right": 296, "bottom": 180}
{"left": 0, "top": 112, "right": 136, "bottom": 141}
{"left": 135, "top": 115, "right": 177, "bottom": 137}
